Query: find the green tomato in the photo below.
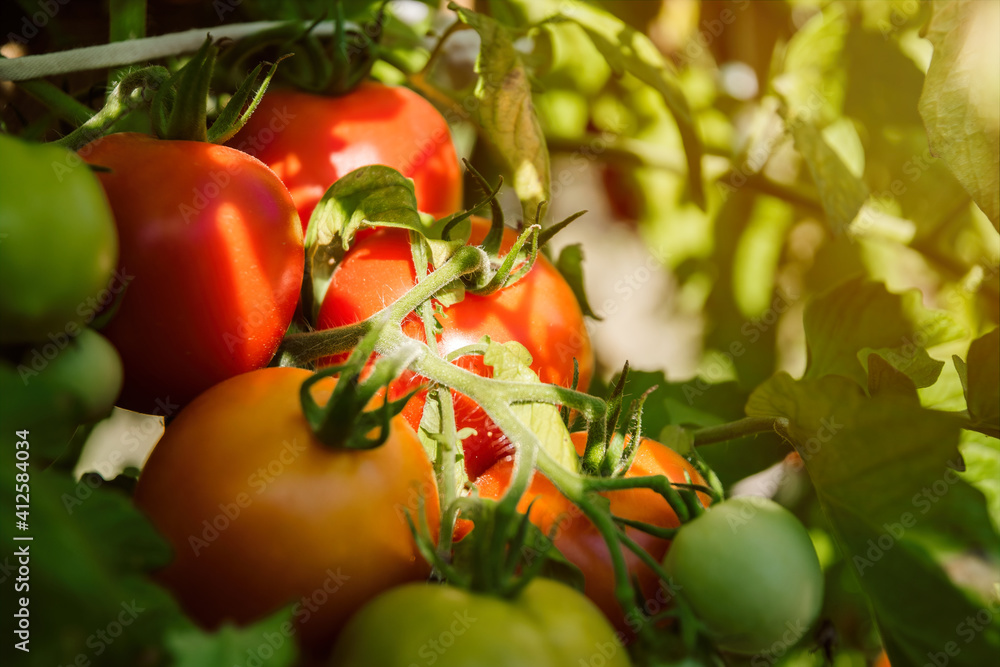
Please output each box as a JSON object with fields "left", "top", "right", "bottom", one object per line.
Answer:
{"left": 0, "top": 134, "right": 118, "bottom": 343}
{"left": 328, "top": 578, "right": 634, "bottom": 667}
{"left": 663, "top": 497, "right": 823, "bottom": 655}
{"left": 1, "top": 328, "right": 123, "bottom": 457}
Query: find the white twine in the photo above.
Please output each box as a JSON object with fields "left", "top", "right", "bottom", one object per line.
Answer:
{"left": 0, "top": 20, "right": 356, "bottom": 82}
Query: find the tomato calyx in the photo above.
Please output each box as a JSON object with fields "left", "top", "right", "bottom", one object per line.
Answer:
{"left": 300, "top": 320, "right": 422, "bottom": 450}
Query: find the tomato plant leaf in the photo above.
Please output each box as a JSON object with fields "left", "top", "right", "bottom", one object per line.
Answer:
{"left": 482, "top": 339, "right": 578, "bottom": 473}
{"left": 919, "top": 0, "right": 1000, "bottom": 229}
{"left": 614, "top": 370, "right": 789, "bottom": 487}
{"left": 747, "top": 373, "right": 1000, "bottom": 667}
{"left": 452, "top": 5, "right": 551, "bottom": 220}
{"left": 772, "top": 3, "right": 848, "bottom": 123}
{"left": 554, "top": 243, "right": 600, "bottom": 320}
{"left": 863, "top": 352, "right": 919, "bottom": 399}
{"left": 303, "top": 165, "right": 423, "bottom": 319}
{"left": 789, "top": 120, "right": 869, "bottom": 235}
{"left": 3, "top": 469, "right": 186, "bottom": 666}
{"left": 954, "top": 328, "right": 1000, "bottom": 438}
{"left": 558, "top": 0, "right": 705, "bottom": 208}
{"left": 803, "top": 278, "right": 963, "bottom": 387}
{"left": 165, "top": 607, "right": 298, "bottom": 667}
{"left": 860, "top": 345, "right": 945, "bottom": 391}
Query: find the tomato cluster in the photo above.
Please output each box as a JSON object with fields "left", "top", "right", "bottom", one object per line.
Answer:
{"left": 4, "top": 69, "right": 824, "bottom": 666}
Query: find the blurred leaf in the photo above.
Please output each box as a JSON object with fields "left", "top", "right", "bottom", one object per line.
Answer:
{"left": 452, "top": 5, "right": 551, "bottom": 220}
{"left": 790, "top": 120, "right": 869, "bottom": 235}
{"left": 919, "top": 0, "right": 1000, "bottom": 229}
{"left": 560, "top": 0, "right": 706, "bottom": 207}
{"left": 747, "top": 373, "right": 1000, "bottom": 667}
{"left": 803, "top": 278, "right": 964, "bottom": 387}
{"left": 4, "top": 470, "right": 184, "bottom": 666}
{"left": 554, "top": 244, "right": 600, "bottom": 320}
{"left": 705, "top": 191, "right": 788, "bottom": 388}
{"left": 773, "top": 3, "right": 848, "bottom": 123}
{"left": 864, "top": 352, "right": 920, "bottom": 400}
{"left": 859, "top": 345, "right": 945, "bottom": 390}
{"left": 954, "top": 328, "right": 1000, "bottom": 438}
{"left": 482, "top": 340, "right": 578, "bottom": 473}
{"left": 617, "top": 370, "right": 788, "bottom": 486}
{"left": 959, "top": 430, "right": 1000, "bottom": 535}
{"left": 166, "top": 607, "right": 298, "bottom": 667}
{"left": 302, "top": 165, "right": 422, "bottom": 320}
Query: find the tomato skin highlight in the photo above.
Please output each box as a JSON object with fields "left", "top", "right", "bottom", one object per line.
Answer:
{"left": 663, "top": 496, "right": 824, "bottom": 655}
{"left": 0, "top": 134, "right": 118, "bottom": 344}
{"left": 80, "top": 133, "right": 304, "bottom": 413}
{"left": 133, "top": 367, "right": 439, "bottom": 656}
{"left": 475, "top": 433, "right": 710, "bottom": 633}
{"left": 228, "top": 83, "right": 462, "bottom": 227}
{"left": 329, "top": 578, "right": 633, "bottom": 666}
{"left": 317, "top": 217, "right": 594, "bottom": 479}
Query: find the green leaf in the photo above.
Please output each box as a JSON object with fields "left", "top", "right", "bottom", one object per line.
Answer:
{"left": 166, "top": 607, "right": 298, "bottom": 667}
{"left": 773, "top": 3, "right": 849, "bottom": 123}
{"left": 954, "top": 328, "right": 1000, "bottom": 438}
{"left": 560, "top": 1, "right": 705, "bottom": 207}
{"left": 554, "top": 244, "right": 600, "bottom": 320}
{"left": 863, "top": 352, "right": 919, "bottom": 400}
{"left": 3, "top": 470, "right": 185, "bottom": 666}
{"left": 919, "top": 0, "right": 1000, "bottom": 229}
{"left": 860, "top": 345, "right": 946, "bottom": 390}
{"left": 303, "top": 165, "right": 423, "bottom": 320}
{"left": 452, "top": 5, "right": 551, "bottom": 219}
{"left": 803, "top": 278, "right": 963, "bottom": 387}
{"left": 482, "top": 339, "right": 578, "bottom": 473}
{"left": 747, "top": 373, "right": 1000, "bottom": 667}
{"left": 614, "top": 370, "right": 789, "bottom": 487}
{"left": 789, "top": 120, "right": 869, "bottom": 235}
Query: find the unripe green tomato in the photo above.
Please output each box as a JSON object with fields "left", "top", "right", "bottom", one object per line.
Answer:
{"left": 0, "top": 134, "right": 118, "bottom": 343}
{"left": 663, "top": 497, "right": 823, "bottom": 655}
{"left": 0, "top": 328, "right": 123, "bottom": 453}
{"left": 329, "top": 578, "right": 633, "bottom": 666}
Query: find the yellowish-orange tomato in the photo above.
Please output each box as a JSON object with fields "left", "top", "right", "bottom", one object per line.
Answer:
{"left": 134, "top": 367, "right": 438, "bottom": 655}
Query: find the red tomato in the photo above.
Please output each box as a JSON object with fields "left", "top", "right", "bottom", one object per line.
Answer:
{"left": 134, "top": 367, "right": 438, "bottom": 656}
{"left": 317, "top": 217, "right": 593, "bottom": 479}
{"left": 475, "top": 432, "right": 710, "bottom": 634}
{"left": 228, "top": 82, "right": 463, "bottom": 228}
{"left": 80, "top": 133, "right": 303, "bottom": 413}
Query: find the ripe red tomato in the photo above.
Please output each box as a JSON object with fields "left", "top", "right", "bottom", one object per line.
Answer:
{"left": 134, "top": 367, "right": 439, "bottom": 656}
{"left": 317, "top": 217, "right": 593, "bottom": 479}
{"left": 475, "top": 432, "right": 710, "bottom": 634}
{"left": 228, "top": 82, "right": 463, "bottom": 228}
{"left": 80, "top": 133, "right": 303, "bottom": 413}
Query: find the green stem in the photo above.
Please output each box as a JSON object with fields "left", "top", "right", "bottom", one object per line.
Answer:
{"left": 692, "top": 416, "right": 788, "bottom": 446}
{"left": 613, "top": 515, "right": 678, "bottom": 540}
{"left": 16, "top": 80, "right": 94, "bottom": 127}
{"left": 52, "top": 67, "right": 169, "bottom": 151}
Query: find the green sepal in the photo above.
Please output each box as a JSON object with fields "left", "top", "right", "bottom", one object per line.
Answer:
{"left": 554, "top": 243, "right": 601, "bottom": 320}
{"left": 299, "top": 321, "right": 421, "bottom": 450}
{"left": 206, "top": 55, "right": 286, "bottom": 144}
{"left": 154, "top": 36, "right": 214, "bottom": 142}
